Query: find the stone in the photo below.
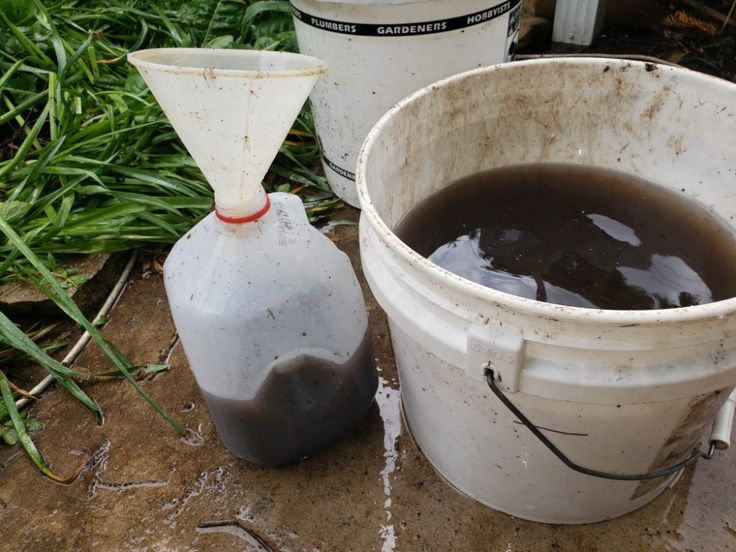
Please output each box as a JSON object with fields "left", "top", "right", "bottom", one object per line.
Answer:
{"left": 0, "top": 253, "right": 128, "bottom": 320}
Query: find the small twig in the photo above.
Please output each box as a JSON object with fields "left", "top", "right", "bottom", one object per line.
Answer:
{"left": 0, "top": 322, "right": 61, "bottom": 360}
{"left": 15, "top": 252, "right": 138, "bottom": 410}
{"left": 27, "top": 322, "right": 60, "bottom": 342}
{"left": 722, "top": 0, "right": 736, "bottom": 33}
{"left": 8, "top": 380, "right": 37, "bottom": 401}
{"left": 197, "top": 520, "right": 276, "bottom": 552}
{"left": 97, "top": 56, "right": 125, "bottom": 65}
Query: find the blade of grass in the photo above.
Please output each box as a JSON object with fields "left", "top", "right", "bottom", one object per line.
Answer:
{"left": 93, "top": 362, "right": 169, "bottom": 380}
{"left": 0, "top": 59, "right": 23, "bottom": 90}
{"left": 201, "top": 0, "right": 225, "bottom": 47}
{"left": 243, "top": 1, "right": 293, "bottom": 25}
{"left": 0, "top": 310, "right": 97, "bottom": 405}
{"left": 12, "top": 135, "right": 67, "bottom": 200}
{"left": 0, "top": 11, "right": 54, "bottom": 68}
{"left": 0, "top": 369, "right": 84, "bottom": 483}
{"left": 151, "top": 5, "right": 186, "bottom": 47}
{"left": 1, "top": 102, "right": 51, "bottom": 182}
{"left": 0, "top": 214, "right": 184, "bottom": 434}
{"left": 722, "top": 0, "right": 736, "bottom": 33}
{"left": 0, "top": 90, "right": 47, "bottom": 127}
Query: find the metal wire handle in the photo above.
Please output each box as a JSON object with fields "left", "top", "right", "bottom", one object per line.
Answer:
{"left": 486, "top": 371, "right": 717, "bottom": 481}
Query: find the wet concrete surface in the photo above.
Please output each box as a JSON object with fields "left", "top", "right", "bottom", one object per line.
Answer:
{"left": 0, "top": 217, "right": 734, "bottom": 551}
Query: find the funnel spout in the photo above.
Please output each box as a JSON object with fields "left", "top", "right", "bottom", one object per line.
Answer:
{"left": 128, "top": 48, "right": 327, "bottom": 221}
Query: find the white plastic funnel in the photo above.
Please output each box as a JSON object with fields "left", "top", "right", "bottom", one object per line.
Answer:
{"left": 127, "top": 48, "right": 327, "bottom": 221}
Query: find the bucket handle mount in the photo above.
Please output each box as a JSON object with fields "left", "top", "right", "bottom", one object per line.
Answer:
{"left": 486, "top": 370, "right": 726, "bottom": 481}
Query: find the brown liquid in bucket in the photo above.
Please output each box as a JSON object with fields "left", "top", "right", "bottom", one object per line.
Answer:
{"left": 200, "top": 334, "right": 378, "bottom": 466}
{"left": 395, "top": 163, "right": 736, "bottom": 309}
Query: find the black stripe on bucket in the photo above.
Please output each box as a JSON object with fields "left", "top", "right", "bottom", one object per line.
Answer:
{"left": 322, "top": 155, "right": 356, "bottom": 181}
{"left": 291, "top": 0, "right": 521, "bottom": 37}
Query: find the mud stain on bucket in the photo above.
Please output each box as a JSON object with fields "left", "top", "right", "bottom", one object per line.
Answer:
{"left": 632, "top": 391, "right": 723, "bottom": 499}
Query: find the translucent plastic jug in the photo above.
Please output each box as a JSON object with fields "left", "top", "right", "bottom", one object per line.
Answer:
{"left": 128, "top": 48, "right": 378, "bottom": 465}
{"left": 165, "top": 193, "right": 377, "bottom": 465}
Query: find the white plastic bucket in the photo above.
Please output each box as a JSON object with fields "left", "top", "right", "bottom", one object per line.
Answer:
{"left": 356, "top": 58, "right": 736, "bottom": 524}
{"left": 290, "top": 0, "right": 522, "bottom": 207}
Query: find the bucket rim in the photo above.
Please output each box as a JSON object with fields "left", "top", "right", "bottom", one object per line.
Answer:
{"left": 356, "top": 56, "right": 736, "bottom": 326}
{"left": 127, "top": 48, "right": 328, "bottom": 79}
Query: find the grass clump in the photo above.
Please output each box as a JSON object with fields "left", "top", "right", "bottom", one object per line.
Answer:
{"left": 0, "top": 0, "right": 332, "bottom": 280}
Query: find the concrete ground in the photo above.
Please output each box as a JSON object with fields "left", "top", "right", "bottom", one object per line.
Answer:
{"left": 0, "top": 215, "right": 734, "bottom": 552}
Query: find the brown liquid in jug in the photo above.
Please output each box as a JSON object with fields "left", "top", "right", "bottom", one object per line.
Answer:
{"left": 395, "top": 163, "right": 736, "bottom": 310}
{"left": 201, "top": 334, "right": 377, "bottom": 466}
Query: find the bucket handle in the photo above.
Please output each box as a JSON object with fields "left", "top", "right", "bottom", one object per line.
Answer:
{"left": 486, "top": 370, "right": 722, "bottom": 481}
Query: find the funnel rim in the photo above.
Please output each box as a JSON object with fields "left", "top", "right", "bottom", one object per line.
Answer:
{"left": 357, "top": 56, "right": 736, "bottom": 327}
{"left": 127, "top": 48, "right": 328, "bottom": 79}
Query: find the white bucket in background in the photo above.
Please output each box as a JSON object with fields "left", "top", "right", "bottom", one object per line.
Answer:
{"left": 290, "top": 0, "right": 522, "bottom": 207}
{"left": 356, "top": 58, "right": 736, "bottom": 524}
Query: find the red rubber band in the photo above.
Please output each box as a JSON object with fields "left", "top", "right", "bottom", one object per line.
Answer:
{"left": 215, "top": 196, "right": 271, "bottom": 224}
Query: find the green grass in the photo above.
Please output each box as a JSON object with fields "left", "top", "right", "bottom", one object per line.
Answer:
{"left": 0, "top": 0, "right": 336, "bottom": 478}
{"left": 0, "top": 0, "right": 333, "bottom": 278}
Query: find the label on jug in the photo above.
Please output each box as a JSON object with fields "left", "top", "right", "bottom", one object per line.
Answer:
{"left": 275, "top": 205, "right": 298, "bottom": 246}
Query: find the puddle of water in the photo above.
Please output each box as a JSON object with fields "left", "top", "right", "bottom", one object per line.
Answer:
{"left": 379, "top": 524, "right": 397, "bottom": 552}
{"left": 95, "top": 479, "right": 169, "bottom": 492}
{"left": 237, "top": 498, "right": 274, "bottom": 523}
{"left": 375, "top": 370, "right": 401, "bottom": 552}
{"left": 659, "top": 457, "right": 736, "bottom": 551}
